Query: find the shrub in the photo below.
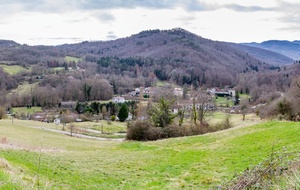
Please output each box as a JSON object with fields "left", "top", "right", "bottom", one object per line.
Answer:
{"left": 277, "top": 98, "right": 293, "bottom": 120}
{"left": 146, "top": 127, "right": 165, "bottom": 141}
{"left": 127, "top": 120, "right": 171, "bottom": 141}
{"left": 111, "top": 115, "right": 116, "bottom": 121}
{"left": 127, "top": 120, "right": 153, "bottom": 141}
{"left": 148, "top": 97, "right": 177, "bottom": 128}
{"left": 222, "top": 149, "right": 300, "bottom": 190}
{"left": 163, "top": 124, "right": 182, "bottom": 138}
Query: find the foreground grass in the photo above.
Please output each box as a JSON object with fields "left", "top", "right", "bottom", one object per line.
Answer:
{"left": 0, "top": 119, "right": 299, "bottom": 189}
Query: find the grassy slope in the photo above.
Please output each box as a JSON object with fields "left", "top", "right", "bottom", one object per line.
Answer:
{"left": 0, "top": 65, "right": 27, "bottom": 75}
{"left": 9, "top": 82, "right": 39, "bottom": 96}
{"left": 215, "top": 96, "right": 234, "bottom": 107}
{"left": 65, "top": 56, "right": 81, "bottom": 63}
{"left": 12, "top": 107, "right": 43, "bottom": 115}
{"left": 0, "top": 119, "right": 299, "bottom": 189}
{"left": 71, "top": 121, "right": 127, "bottom": 133}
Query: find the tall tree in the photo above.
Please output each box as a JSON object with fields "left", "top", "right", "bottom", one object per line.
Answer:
{"left": 83, "top": 83, "right": 92, "bottom": 101}
{"left": 148, "top": 97, "right": 177, "bottom": 128}
{"left": 118, "top": 103, "right": 129, "bottom": 122}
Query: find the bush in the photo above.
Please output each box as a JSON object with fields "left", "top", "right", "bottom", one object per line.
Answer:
{"left": 222, "top": 149, "right": 300, "bottom": 190}
{"left": 146, "top": 127, "right": 165, "bottom": 141}
{"left": 111, "top": 115, "right": 116, "bottom": 121}
{"left": 163, "top": 124, "right": 182, "bottom": 138}
{"left": 127, "top": 120, "right": 153, "bottom": 141}
{"left": 277, "top": 98, "right": 293, "bottom": 120}
{"left": 127, "top": 120, "right": 170, "bottom": 141}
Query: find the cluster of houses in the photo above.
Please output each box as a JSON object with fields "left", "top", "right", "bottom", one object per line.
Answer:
{"left": 128, "top": 87, "right": 154, "bottom": 97}
{"left": 208, "top": 88, "right": 236, "bottom": 98}
{"left": 24, "top": 86, "right": 237, "bottom": 123}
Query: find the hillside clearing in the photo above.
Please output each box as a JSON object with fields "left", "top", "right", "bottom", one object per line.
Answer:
{"left": 0, "top": 64, "right": 27, "bottom": 75}
{"left": 0, "top": 119, "right": 299, "bottom": 189}
{"left": 65, "top": 56, "right": 81, "bottom": 63}
{"left": 8, "top": 82, "right": 39, "bottom": 97}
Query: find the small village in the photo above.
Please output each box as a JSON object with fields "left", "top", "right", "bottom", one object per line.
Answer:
{"left": 10, "top": 84, "right": 241, "bottom": 125}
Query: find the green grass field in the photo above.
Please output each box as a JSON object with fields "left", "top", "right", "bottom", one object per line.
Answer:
{"left": 239, "top": 93, "right": 251, "bottom": 99}
{"left": 65, "top": 56, "right": 81, "bottom": 63}
{"left": 215, "top": 96, "right": 234, "bottom": 107}
{"left": 0, "top": 118, "right": 299, "bottom": 189}
{"left": 71, "top": 120, "right": 127, "bottom": 133}
{"left": 0, "top": 65, "right": 27, "bottom": 75}
{"left": 9, "top": 82, "right": 39, "bottom": 96}
{"left": 11, "top": 107, "right": 43, "bottom": 115}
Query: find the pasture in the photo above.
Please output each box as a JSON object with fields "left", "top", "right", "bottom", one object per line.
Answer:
{"left": 0, "top": 116, "right": 299, "bottom": 189}
{"left": 0, "top": 64, "right": 27, "bottom": 75}
{"left": 65, "top": 56, "right": 81, "bottom": 63}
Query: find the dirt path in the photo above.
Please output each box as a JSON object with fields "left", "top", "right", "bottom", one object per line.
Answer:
{"left": 28, "top": 126, "right": 125, "bottom": 142}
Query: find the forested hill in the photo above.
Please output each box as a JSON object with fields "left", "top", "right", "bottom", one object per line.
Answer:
{"left": 0, "top": 28, "right": 292, "bottom": 88}
{"left": 0, "top": 40, "right": 19, "bottom": 47}
{"left": 55, "top": 28, "right": 279, "bottom": 85}
{"left": 58, "top": 28, "right": 268, "bottom": 74}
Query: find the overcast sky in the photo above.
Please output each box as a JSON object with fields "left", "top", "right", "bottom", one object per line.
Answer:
{"left": 0, "top": 0, "right": 299, "bottom": 45}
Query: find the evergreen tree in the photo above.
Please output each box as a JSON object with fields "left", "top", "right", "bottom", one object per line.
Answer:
{"left": 148, "top": 97, "right": 177, "bottom": 128}
{"left": 118, "top": 103, "right": 129, "bottom": 122}
{"left": 234, "top": 92, "right": 240, "bottom": 105}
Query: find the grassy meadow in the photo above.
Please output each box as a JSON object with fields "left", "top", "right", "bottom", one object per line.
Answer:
{"left": 0, "top": 64, "right": 27, "bottom": 75}
{"left": 11, "top": 107, "right": 43, "bottom": 115}
{"left": 9, "top": 82, "right": 39, "bottom": 96}
{"left": 215, "top": 96, "right": 234, "bottom": 107}
{"left": 65, "top": 56, "right": 81, "bottom": 63}
{"left": 0, "top": 117, "right": 299, "bottom": 189}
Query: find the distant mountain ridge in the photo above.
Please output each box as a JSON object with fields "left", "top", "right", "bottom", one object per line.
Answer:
{"left": 230, "top": 43, "right": 294, "bottom": 65}
{"left": 241, "top": 40, "right": 300, "bottom": 60}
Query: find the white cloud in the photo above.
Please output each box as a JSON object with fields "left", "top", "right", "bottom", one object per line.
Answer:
{"left": 0, "top": 0, "right": 300, "bottom": 45}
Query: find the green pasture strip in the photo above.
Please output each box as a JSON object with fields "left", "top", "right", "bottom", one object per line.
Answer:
{"left": 12, "top": 107, "right": 42, "bottom": 115}
{"left": 9, "top": 82, "right": 39, "bottom": 96}
{"left": 0, "top": 64, "right": 27, "bottom": 75}
{"left": 65, "top": 56, "right": 81, "bottom": 63}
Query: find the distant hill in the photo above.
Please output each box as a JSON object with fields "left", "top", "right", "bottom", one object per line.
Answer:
{"left": 58, "top": 28, "right": 270, "bottom": 72}
{"left": 0, "top": 40, "right": 19, "bottom": 48}
{"left": 1, "top": 28, "right": 295, "bottom": 87}
{"left": 230, "top": 43, "right": 294, "bottom": 65}
{"left": 241, "top": 40, "right": 300, "bottom": 60}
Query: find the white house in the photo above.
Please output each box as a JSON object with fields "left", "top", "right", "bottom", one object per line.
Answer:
{"left": 54, "top": 118, "right": 60, "bottom": 125}
{"left": 174, "top": 88, "right": 183, "bottom": 96}
{"left": 112, "top": 96, "right": 126, "bottom": 103}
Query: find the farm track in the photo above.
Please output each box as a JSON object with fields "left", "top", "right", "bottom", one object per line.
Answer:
{"left": 28, "top": 126, "right": 125, "bottom": 142}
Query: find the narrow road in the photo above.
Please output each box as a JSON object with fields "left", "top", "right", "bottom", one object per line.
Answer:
{"left": 28, "top": 126, "right": 125, "bottom": 142}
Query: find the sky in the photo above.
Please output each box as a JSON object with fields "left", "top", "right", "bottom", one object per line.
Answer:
{"left": 0, "top": 0, "right": 300, "bottom": 45}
